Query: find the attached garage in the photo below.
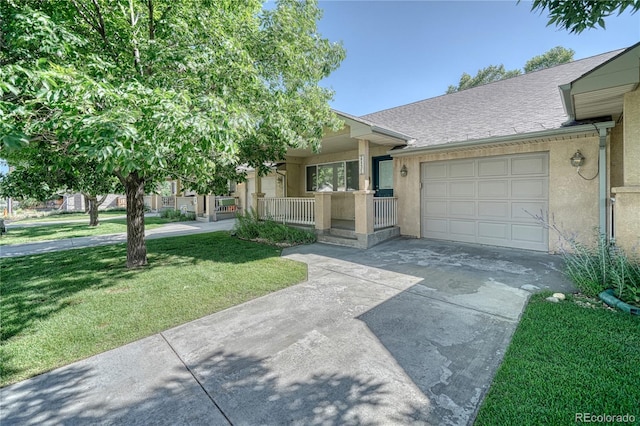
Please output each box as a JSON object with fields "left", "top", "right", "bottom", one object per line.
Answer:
{"left": 420, "top": 153, "right": 549, "bottom": 251}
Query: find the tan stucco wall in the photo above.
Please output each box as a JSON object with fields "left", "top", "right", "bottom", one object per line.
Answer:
{"left": 623, "top": 89, "right": 640, "bottom": 186}
{"left": 394, "top": 136, "right": 602, "bottom": 252}
{"left": 612, "top": 188, "right": 640, "bottom": 254}
{"left": 609, "top": 123, "right": 625, "bottom": 188}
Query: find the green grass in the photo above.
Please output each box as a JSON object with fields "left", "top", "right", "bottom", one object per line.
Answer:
{"left": 0, "top": 217, "right": 186, "bottom": 246}
{"left": 475, "top": 293, "right": 640, "bottom": 425}
{"left": 0, "top": 232, "right": 307, "bottom": 386}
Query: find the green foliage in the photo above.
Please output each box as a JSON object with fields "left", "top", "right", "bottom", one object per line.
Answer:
{"left": 446, "top": 45, "right": 574, "bottom": 93}
{"left": 0, "top": 0, "right": 344, "bottom": 266}
{"left": 563, "top": 236, "right": 640, "bottom": 306}
{"left": 475, "top": 293, "right": 640, "bottom": 425}
{"left": 524, "top": 46, "right": 574, "bottom": 73}
{"left": 446, "top": 65, "right": 521, "bottom": 94}
{"left": 0, "top": 232, "right": 307, "bottom": 385}
{"left": 159, "top": 209, "right": 196, "bottom": 221}
{"left": 527, "top": 0, "right": 640, "bottom": 33}
{"left": 234, "top": 209, "right": 317, "bottom": 246}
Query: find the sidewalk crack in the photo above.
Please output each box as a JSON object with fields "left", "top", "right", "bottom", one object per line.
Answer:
{"left": 159, "top": 332, "right": 233, "bottom": 425}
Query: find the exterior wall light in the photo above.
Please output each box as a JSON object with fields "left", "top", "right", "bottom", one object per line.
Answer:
{"left": 570, "top": 150, "right": 585, "bottom": 168}
{"left": 400, "top": 164, "right": 408, "bottom": 177}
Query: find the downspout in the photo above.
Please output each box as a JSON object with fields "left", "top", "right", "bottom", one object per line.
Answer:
{"left": 596, "top": 125, "right": 609, "bottom": 240}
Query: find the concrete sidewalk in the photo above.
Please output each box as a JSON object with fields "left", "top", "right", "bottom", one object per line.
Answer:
{"left": 0, "top": 220, "right": 236, "bottom": 258}
{"left": 0, "top": 238, "right": 573, "bottom": 425}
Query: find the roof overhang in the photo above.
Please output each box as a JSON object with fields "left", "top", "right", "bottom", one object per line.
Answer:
{"left": 561, "top": 42, "right": 640, "bottom": 123}
{"left": 286, "top": 110, "right": 415, "bottom": 158}
{"left": 390, "top": 121, "right": 615, "bottom": 157}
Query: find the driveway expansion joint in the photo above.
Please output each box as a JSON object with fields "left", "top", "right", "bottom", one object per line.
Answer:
{"left": 159, "top": 332, "right": 233, "bottom": 425}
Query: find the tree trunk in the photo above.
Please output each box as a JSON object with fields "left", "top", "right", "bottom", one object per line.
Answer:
{"left": 83, "top": 194, "right": 90, "bottom": 213}
{"left": 124, "top": 172, "right": 147, "bottom": 268}
{"left": 86, "top": 195, "right": 99, "bottom": 226}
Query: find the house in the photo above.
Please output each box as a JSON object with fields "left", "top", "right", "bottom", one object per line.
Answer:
{"left": 236, "top": 42, "right": 639, "bottom": 254}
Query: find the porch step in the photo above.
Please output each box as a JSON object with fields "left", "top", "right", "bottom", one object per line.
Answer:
{"left": 317, "top": 234, "right": 360, "bottom": 248}
{"left": 329, "top": 228, "right": 356, "bottom": 239}
{"left": 195, "top": 215, "right": 210, "bottom": 223}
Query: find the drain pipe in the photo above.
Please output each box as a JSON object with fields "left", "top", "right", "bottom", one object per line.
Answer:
{"left": 595, "top": 123, "right": 614, "bottom": 240}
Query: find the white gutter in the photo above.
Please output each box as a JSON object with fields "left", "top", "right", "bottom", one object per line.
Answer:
{"left": 596, "top": 123, "right": 613, "bottom": 239}
{"left": 388, "top": 122, "right": 615, "bottom": 157}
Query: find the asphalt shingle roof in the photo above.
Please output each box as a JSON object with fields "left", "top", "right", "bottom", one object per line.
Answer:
{"left": 361, "top": 50, "right": 623, "bottom": 148}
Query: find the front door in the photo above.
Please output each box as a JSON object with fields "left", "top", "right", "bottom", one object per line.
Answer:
{"left": 373, "top": 155, "right": 393, "bottom": 197}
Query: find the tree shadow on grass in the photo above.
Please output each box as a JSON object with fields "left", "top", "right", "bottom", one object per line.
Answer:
{"left": 0, "top": 232, "right": 290, "bottom": 343}
{"left": 1, "top": 346, "right": 393, "bottom": 425}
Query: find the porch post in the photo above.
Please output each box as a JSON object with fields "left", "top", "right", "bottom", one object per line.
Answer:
{"left": 253, "top": 192, "right": 265, "bottom": 217}
{"left": 206, "top": 194, "right": 217, "bottom": 221}
{"left": 354, "top": 190, "right": 374, "bottom": 236}
{"left": 314, "top": 192, "right": 332, "bottom": 233}
{"left": 358, "top": 139, "right": 371, "bottom": 191}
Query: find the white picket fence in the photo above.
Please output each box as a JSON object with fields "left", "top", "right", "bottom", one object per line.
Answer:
{"left": 374, "top": 197, "right": 397, "bottom": 229}
{"left": 258, "top": 197, "right": 315, "bottom": 226}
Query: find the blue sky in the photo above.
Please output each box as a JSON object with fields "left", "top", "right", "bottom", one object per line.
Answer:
{"left": 311, "top": 0, "right": 640, "bottom": 116}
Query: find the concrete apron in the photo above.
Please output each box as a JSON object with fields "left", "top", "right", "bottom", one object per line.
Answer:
{"left": 1, "top": 238, "right": 573, "bottom": 426}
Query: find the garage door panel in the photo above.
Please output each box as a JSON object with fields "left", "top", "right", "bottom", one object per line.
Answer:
{"left": 425, "top": 163, "right": 447, "bottom": 179}
{"left": 512, "top": 179, "right": 547, "bottom": 198}
{"left": 478, "top": 158, "right": 508, "bottom": 177}
{"left": 478, "top": 222, "right": 508, "bottom": 239}
{"left": 425, "top": 201, "right": 447, "bottom": 216}
{"left": 478, "top": 180, "right": 508, "bottom": 197}
{"left": 449, "top": 220, "right": 476, "bottom": 237}
{"left": 450, "top": 201, "right": 475, "bottom": 217}
{"left": 512, "top": 224, "right": 546, "bottom": 243}
{"left": 425, "top": 182, "right": 447, "bottom": 197}
{"left": 449, "top": 161, "right": 475, "bottom": 178}
{"left": 478, "top": 201, "right": 508, "bottom": 219}
{"left": 511, "top": 155, "right": 547, "bottom": 175}
{"left": 424, "top": 218, "right": 448, "bottom": 234}
{"left": 449, "top": 181, "right": 475, "bottom": 197}
{"left": 421, "top": 153, "right": 549, "bottom": 251}
{"left": 512, "top": 202, "right": 546, "bottom": 221}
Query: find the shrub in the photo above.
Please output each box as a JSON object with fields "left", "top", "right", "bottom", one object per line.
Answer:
{"left": 563, "top": 236, "right": 639, "bottom": 306}
{"left": 159, "top": 209, "right": 196, "bottom": 221}
{"left": 234, "top": 209, "right": 316, "bottom": 246}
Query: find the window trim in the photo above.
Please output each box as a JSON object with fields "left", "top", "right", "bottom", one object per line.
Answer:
{"left": 305, "top": 160, "right": 360, "bottom": 193}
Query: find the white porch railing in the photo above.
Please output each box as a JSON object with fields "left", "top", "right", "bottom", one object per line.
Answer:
{"left": 258, "top": 197, "right": 315, "bottom": 226}
{"left": 374, "top": 197, "right": 397, "bottom": 229}
{"left": 161, "top": 196, "right": 175, "bottom": 209}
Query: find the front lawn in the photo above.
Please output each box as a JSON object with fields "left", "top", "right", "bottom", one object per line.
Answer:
{"left": 0, "top": 232, "right": 307, "bottom": 386}
{"left": 0, "top": 217, "right": 185, "bottom": 246}
{"left": 475, "top": 293, "right": 640, "bottom": 425}
{"left": 10, "top": 210, "right": 127, "bottom": 224}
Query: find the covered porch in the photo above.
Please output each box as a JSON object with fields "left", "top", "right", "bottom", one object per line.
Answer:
{"left": 246, "top": 111, "right": 413, "bottom": 248}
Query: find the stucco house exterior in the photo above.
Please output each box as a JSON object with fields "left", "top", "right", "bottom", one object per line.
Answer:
{"left": 233, "top": 43, "right": 639, "bottom": 254}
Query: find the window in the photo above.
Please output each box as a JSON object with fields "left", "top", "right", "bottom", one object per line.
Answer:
{"left": 306, "top": 160, "right": 359, "bottom": 192}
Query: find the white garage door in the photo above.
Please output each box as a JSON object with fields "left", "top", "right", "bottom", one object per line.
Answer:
{"left": 421, "top": 153, "right": 549, "bottom": 251}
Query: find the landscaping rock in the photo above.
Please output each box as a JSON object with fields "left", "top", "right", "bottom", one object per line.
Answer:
{"left": 552, "top": 292, "right": 566, "bottom": 300}
{"left": 545, "top": 296, "right": 560, "bottom": 303}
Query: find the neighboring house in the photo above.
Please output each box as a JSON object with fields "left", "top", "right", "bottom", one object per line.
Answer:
{"left": 62, "top": 193, "right": 125, "bottom": 212}
{"left": 236, "top": 43, "right": 640, "bottom": 254}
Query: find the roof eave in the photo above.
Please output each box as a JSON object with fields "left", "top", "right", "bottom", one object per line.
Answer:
{"left": 389, "top": 121, "right": 616, "bottom": 157}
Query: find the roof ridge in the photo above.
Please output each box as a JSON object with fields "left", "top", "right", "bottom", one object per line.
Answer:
{"left": 362, "top": 47, "right": 627, "bottom": 118}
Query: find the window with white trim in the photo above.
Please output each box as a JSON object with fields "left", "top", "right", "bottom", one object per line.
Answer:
{"left": 306, "top": 160, "right": 359, "bottom": 192}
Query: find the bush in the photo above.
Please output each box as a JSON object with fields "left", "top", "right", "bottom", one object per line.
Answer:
{"left": 234, "top": 209, "right": 316, "bottom": 246}
{"left": 563, "top": 236, "right": 640, "bottom": 306}
{"left": 159, "top": 209, "right": 196, "bottom": 221}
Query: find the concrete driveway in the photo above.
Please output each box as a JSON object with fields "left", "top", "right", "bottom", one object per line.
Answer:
{"left": 1, "top": 238, "right": 573, "bottom": 425}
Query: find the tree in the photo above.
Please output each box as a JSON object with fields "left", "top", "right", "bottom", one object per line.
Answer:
{"left": 446, "top": 46, "right": 574, "bottom": 93}
{"left": 0, "top": 0, "right": 345, "bottom": 267}
{"left": 524, "top": 46, "right": 575, "bottom": 73}
{"left": 446, "top": 65, "right": 521, "bottom": 94}
{"left": 527, "top": 0, "right": 640, "bottom": 33}
{"left": 0, "top": 150, "right": 123, "bottom": 226}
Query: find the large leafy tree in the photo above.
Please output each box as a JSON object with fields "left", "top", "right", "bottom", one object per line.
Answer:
{"left": 0, "top": 0, "right": 344, "bottom": 267}
{"left": 0, "top": 145, "right": 122, "bottom": 226}
{"left": 527, "top": 0, "right": 640, "bottom": 33}
{"left": 446, "top": 46, "right": 574, "bottom": 93}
